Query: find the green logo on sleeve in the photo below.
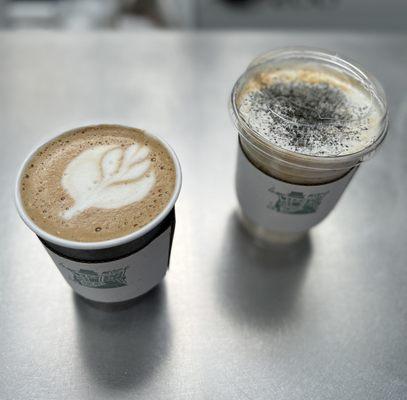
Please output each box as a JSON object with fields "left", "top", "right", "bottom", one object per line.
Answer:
{"left": 60, "top": 265, "right": 129, "bottom": 288}
{"left": 267, "top": 187, "right": 329, "bottom": 214}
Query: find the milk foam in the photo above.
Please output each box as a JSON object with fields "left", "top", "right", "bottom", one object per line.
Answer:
{"left": 238, "top": 67, "right": 383, "bottom": 157}
{"left": 20, "top": 125, "right": 176, "bottom": 242}
{"left": 62, "top": 143, "right": 155, "bottom": 220}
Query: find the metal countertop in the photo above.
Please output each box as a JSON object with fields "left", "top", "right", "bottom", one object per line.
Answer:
{"left": 1, "top": 31, "right": 407, "bottom": 400}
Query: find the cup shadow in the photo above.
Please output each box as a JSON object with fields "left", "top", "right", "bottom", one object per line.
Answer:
{"left": 217, "top": 211, "right": 312, "bottom": 330}
{"left": 73, "top": 284, "right": 171, "bottom": 391}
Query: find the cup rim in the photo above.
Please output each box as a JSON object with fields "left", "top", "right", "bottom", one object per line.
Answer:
{"left": 230, "top": 46, "right": 389, "bottom": 171}
{"left": 15, "top": 124, "right": 182, "bottom": 250}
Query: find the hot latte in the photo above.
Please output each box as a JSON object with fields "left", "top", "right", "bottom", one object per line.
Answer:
{"left": 20, "top": 125, "right": 176, "bottom": 242}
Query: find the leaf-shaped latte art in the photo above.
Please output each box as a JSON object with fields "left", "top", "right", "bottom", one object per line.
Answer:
{"left": 61, "top": 144, "right": 155, "bottom": 220}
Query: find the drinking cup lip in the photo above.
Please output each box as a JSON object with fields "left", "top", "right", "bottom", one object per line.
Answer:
{"left": 15, "top": 124, "right": 182, "bottom": 250}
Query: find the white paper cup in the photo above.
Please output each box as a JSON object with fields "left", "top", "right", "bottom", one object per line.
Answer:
{"left": 15, "top": 125, "right": 182, "bottom": 303}
{"left": 230, "top": 48, "right": 388, "bottom": 242}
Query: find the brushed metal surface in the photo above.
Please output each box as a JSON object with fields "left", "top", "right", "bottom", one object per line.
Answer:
{"left": 1, "top": 31, "right": 407, "bottom": 400}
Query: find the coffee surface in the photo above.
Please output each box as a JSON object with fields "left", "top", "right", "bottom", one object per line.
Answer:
{"left": 237, "top": 65, "right": 383, "bottom": 157}
{"left": 21, "top": 125, "right": 176, "bottom": 242}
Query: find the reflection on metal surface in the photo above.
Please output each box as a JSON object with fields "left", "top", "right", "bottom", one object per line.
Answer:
{"left": 1, "top": 32, "right": 407, "bottom": 399}
{"left": 217, "top": 213, "right": 311, "bottom": 330}
{"left": 73, "top": 285, "right": 171, "bottom": 389}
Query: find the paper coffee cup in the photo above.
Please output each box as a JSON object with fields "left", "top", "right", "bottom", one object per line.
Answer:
{"left": 230, "top": 47, "right": 389, "bottom": 241}
{"left": 15, "top": 126, "right": 182, "bottom": 303}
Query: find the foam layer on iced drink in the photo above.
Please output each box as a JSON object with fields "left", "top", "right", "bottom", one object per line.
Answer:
{"left": 237, "top": 64, "right": 384, "bottom": 158}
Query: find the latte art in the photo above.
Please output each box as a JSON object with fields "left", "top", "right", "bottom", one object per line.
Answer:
{"left": 20, "top": 125, "right": 176, "bottom": 242}
{"left": 62, "top": 144, "right": 155, "bottom": 220}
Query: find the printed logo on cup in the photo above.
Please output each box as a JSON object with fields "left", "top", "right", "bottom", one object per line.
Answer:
{"left": 61, "top": 265, "right": 129, "bottom": 289}
{"left": 267, "top": 186, "right": 329, "bottom": 215}
{"left": 236, "top": 144, "right": 356, "bottom": 233}
{"left": 45, "top": 227, "right": 172, "bottom": 303}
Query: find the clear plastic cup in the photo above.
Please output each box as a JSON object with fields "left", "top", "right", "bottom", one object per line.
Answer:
{"left": 230, "top": 47, "right": 389, "bottom": 242}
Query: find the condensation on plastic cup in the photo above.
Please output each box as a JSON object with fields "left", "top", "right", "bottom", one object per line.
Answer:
{"left": 230, "top": 47, "right": 389, "bottom": 243}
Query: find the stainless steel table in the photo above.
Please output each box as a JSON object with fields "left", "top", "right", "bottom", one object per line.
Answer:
{"left": 1, "top": 31, "right": 407, "bottom": 400}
